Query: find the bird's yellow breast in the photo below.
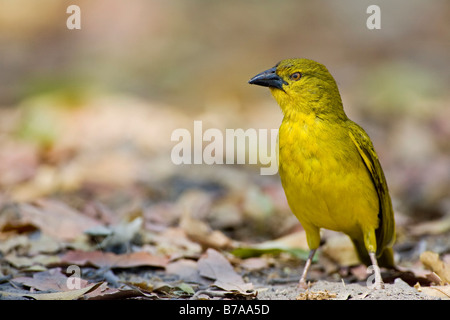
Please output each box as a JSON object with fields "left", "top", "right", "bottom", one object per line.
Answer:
{"left": 278, "top": 113, "right": 379, "bottom": 240}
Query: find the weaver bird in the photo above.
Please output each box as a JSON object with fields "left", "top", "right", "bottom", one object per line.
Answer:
{"left": 249, "top": 58, "right": 395, "bottom": 289}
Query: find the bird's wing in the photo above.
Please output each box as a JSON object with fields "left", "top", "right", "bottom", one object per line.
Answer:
{"left": 348, "top": 125, "right": 395, "bottom": 256}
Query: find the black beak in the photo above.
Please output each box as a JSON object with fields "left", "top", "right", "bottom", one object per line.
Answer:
{"left": 248, "top": 66, "right": 286, "bottom": 89}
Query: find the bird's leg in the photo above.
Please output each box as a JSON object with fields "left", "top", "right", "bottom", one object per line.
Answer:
{"left": 368, "top": 252, "right": 384, "bottom": 289}
{"left": 298, "top": 249, "right": 316, "bottom": 289}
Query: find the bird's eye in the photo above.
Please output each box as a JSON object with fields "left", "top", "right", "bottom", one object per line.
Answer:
{"left": 290, "top": 72, "right": 302, "bottom": 81}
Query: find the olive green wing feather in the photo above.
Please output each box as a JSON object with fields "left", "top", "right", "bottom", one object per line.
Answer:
{"left": 348, "top": 124, "right": 395, "bottom": 257}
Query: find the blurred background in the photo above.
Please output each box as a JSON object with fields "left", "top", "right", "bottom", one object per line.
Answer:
{"left": 0, "top": 0, "right": 449, "bottom": 245}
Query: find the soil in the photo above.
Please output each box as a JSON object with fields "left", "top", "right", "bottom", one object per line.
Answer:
{"left": 255, "top": 280, "right": 436, "bottom": 300}
{"left": 240, "top": 260, "right": 440, "bottom": 300}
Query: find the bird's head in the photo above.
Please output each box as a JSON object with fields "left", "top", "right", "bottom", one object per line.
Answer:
{"left": 249, "top": 58, "right": 345, "bottom": 119}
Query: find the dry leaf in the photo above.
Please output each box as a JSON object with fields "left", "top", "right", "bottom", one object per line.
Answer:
{"left": 12, "top": 268, "right": 88, "bottom": 292}
{"left": 87, "top": 281, "right": 161, "bottom": 299}
{"left": 166, "top": 259, "right": 206, "bottom": 284}
{"left": 420, "top": 251, "right": 450, "bottom": 284}
{"left": 198, "top": 248, "right": 254, "bottom": 295}
{"left": 87, "top": 288, "right": 153, "bottom": 300}
{"left": 180, "top": 212, "right": 233, "bottom": 250}
{"left": 415, "top": 282, "right": 450, "bottom": 299}
{"left": 148, "top": 227, "right": 202, "bottom": 257}
{"left": 28, "top": 234, "right": 61, "bottom": 255}
{"left": 0, "top": 282, "right": 103, "bottom": 300}
{"left": 4, "top": 253, "right": 60, "bottom": 268}
{"left": 60, "top": 250, "right": 168, "bottom": 268}
{"left": 16, "top": 200, "right": 101, "bottom": 241}
{"left": 0, "top": 235, "right": 29, "bottom": 254}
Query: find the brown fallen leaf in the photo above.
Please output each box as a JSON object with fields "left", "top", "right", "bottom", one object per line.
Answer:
{"left": 147, "top": 227, "right": 202, "bottom": 257}
{"left": 420, "top": 251, "right": 450, "bottom": 284}
{"left": 414, "top": 282, "right": 450, "bottom": 299}
{"left": 180, "top": 211, "right": 234, "bottom": 251}
{"left": 0, "top": 235, "right": 29, "bottom": 254}
{"left": 4, "top": 253, "right": 60, "bottom": 268}
{"left": 12, "top": 268, "right": 85, "bottom": 292}
{"left": 0, "top": 282, "right": 103, "bottom": 300}
{"left": 123, "top": 273, "right": 195, "bottom": 297}
{"left": 82, "top": 281, "right": 149, "bottom": 300}
{"left": 11, "top": 199, "right": 101, "bottom": 241}
{"left": 87, "top": 287, "right": 155, "bottom": 300}
{"left": 197, "top": 248, "right": 254, "bottom": 295}
{"left": 28, "top": 234, "right": 61, "bottom": 255}
{"left": 166, "top": 259, "right": 206, "bottom": 284}
{"left": 60, "top": 250, "right": 168, "bottom": 269}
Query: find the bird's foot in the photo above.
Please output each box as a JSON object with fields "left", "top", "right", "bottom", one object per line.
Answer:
{"left": 298, "top": 280, "right": 308, "bottom": 290}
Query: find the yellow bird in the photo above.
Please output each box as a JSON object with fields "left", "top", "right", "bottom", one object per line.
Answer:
{"left": 249, "top": 58, "right": 395, "bottom": 289}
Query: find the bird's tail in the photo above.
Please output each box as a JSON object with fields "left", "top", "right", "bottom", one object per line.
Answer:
{"left": 351, "top": 238, "right": 395, "bottom": 269}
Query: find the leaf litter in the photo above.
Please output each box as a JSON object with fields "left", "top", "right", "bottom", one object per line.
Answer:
{"left": 0, "top": 96, "right": 448, "bottom": 300}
